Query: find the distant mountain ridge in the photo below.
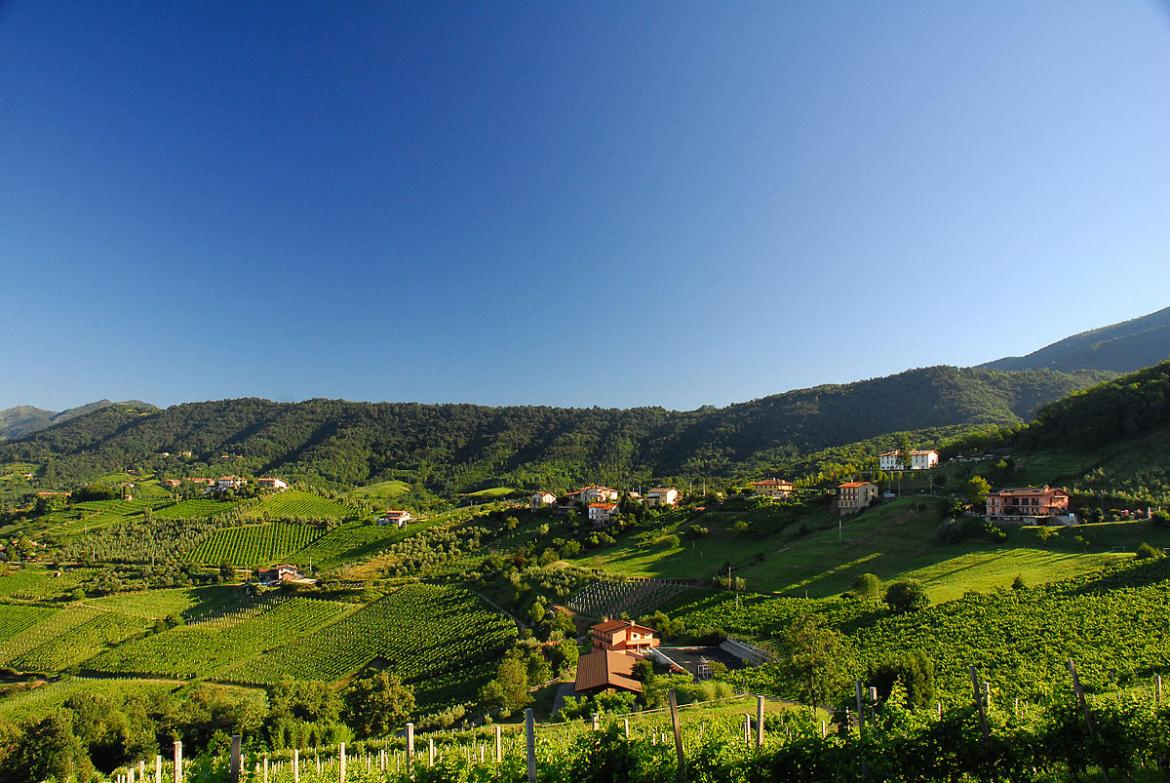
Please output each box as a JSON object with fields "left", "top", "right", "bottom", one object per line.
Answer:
{"left": 0, "top": 400, "right": 156, "bottom": 441}
{"left": 980, "top": 305, "right": 1170, "bottom": 373}
{"left": 0, "top": 367, "right": 1109, "bottom": 491}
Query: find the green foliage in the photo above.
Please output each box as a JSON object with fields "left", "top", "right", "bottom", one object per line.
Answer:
{"left": 479, "top": 650, "right": 530, "bottom": 718}
{"left": 965, "top": 475, "right": 991, "bottom": 505}
{"left": 851, "top": 572, "right": 882, "bottom": 600}
{"left": 1135, "top": 542, "right": 1164, "bottom": 560}
{"left": 776, "top": 614, "right": 850, "bottom": 711}
{"left": 343, "top": 671, "right": 415, "bottom": 739}
{"left": 868, "top": 651, "right": 935, "bottom": 709}
{"left": 884, "top": 580, "right": 929, "bottom": 613}
{"left": 184, "top": 523, "right": 323, "bottom": 566}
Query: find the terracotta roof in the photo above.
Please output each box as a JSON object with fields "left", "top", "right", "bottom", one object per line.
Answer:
{"left": 838, "top": 482, "right": 873, "bottom": 489}
{"left": 587, "top": 502, "right": 618, "bottom": 510}
{"left": 751, "top": 479, "right": 792, "bottom": 486}
{"left": 591, "top": 619, "right": 656, "bottom": 635}
{"left": 574, "top": 650, "right": 643, "bottom": 693}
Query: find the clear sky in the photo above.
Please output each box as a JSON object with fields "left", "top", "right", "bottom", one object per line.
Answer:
{"left": 2, "top": 1, "right": 1169, "bottom": 412}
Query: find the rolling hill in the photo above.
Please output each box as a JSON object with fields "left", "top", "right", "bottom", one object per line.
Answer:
{"left": 0, "top": 399, "right": 156, "bottom": 441}
{"left": 0, "top": 366, "right": 1109, "bottom": 491}
{"left": 980, "top": 304, "right": 1170, "bottom": 373}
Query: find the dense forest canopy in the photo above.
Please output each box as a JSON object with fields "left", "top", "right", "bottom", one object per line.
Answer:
{"left": 0, "top": 366, "right": 1109, "bottom": 492}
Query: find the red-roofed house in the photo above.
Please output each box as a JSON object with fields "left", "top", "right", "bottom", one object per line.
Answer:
{"left": 751, "top": 478, "right": 794, "bottom": 499}
{"left": 837, "top": 481, "right": 878, "bottom": 515}
{"left": 590, "top": 619, "right": 660, "bottom": 654}
{"left": 573, "top": 649, "right": 644, "bottom": 695}
{"left": 985, "top": 486, "right": 1070, "bottom": 520}
{"left": 587, "top": 502, "right": 619, "bottom": 525}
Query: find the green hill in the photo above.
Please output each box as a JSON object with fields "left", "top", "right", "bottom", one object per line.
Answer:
{"left": 0, "top": 366, "right": 1108, "bottom": 493}
{"left": 981, "top": 304, "right": 1170, "bottom": 373}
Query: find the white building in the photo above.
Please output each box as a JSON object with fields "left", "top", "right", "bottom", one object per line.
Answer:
{"left": 587, "top": 502, "right": 619, "bottom": 525}
{"left": 378, "top": 510, "right": 412, "bottom": 528}
{"left": 750, "top": 478, "right": 794, "bottom": 499}
{"left": 645, "top": 487, "right": 680, "bottom": 507}
{"left": 256, "top": 477, "right": 289, "bottom": 491}
{"left": 879, "top": 450, "right": 939, "bottom": 471}
{"left": 580, "top": 485, "right": 619, "bottom": 504}
{"left": 215, "top": 476, "right": 246, "bottom": 492}
{"left": 530, "top": 491, "right": 557, "bottom": 510}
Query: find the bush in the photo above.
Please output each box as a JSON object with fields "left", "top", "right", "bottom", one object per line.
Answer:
{"left": 885, "top": 580, "right": 929, "bottom": 613}
{"left": 851, "top": 572, "right": 882, "bottom": 600}
{"left": 1135, "top": 542, "right": 1165, "bottom": 560}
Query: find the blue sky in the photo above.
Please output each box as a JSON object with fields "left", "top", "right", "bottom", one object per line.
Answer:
{"left": 2, "top": 1, "right": 1169, "bottom": 411}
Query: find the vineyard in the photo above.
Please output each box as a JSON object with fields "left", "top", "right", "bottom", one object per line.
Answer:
{"left": 0, "top": 603, "right": 148, "bottom": 672}
{"left": 567, "top": 578, "right": 698, "bottom": 619}
{"left": 220, "top": 584, "right": 517, "bottom": 701}
{"left": 184, "top": 523, "right": 325, "bottom": 566}
{"left": 288, "top": 522, "right": 410, "bottom": 571}
{"left": 0, "top": 565, "right": 92, "bottom": 602}
{"left": 152, "top": 498, "right": 238, "bottom": 519}
{"left": 86, "top": 596, "right": 356, "bottom": 679}
{"left": 242, "top": 490, "right": 359, "bottom": 521}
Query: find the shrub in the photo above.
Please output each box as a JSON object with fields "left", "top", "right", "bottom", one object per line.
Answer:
{"left": 851, "top": 572, "right": 882, "bottom": 600}
{"left": 885, "top": 580, "right": 929, "bottom": 613}
{"left": 1135, "top": 542, "right": 1165, "bottom": 560}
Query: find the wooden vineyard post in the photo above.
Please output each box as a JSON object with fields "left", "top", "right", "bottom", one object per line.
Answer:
{"left": 743, "top": 714, "right": 751, "bottom": 745}
{"left": 263, "top": 753, "right": 269, "bottom": 783}
{"left": 525, "top": 708, "right": 537, "bottom": 783}
{"left": 820, "top": 720, "right": 827, "bottom": 739}
{"left": 139, "top": 760, "right": 146, "bottom": 783}
{"left": 984, "top": 681, "right": 992, "bottom": 710}
{"left": 669, "top": 689, "right": 686, "bottom": 782}
{"left": 624, "top": 718, "right": 630, "bottom": 740}
{"left": 293, "top": 750, "right": 299, "bottom": 783}
{"left": 406, "top": 723, "right": 415, "bottom": 768}
{"left": 429, "top": 737, "right": 436, "bottom": 767}
{"left": 155, "top": 755, "right": 162, "bottom": 783}
{"left": 339, "top": 742, "right": 346, "bottom": 783}
{"left": 592, "top": 712, "right": 600, "bottom": 731}
{"left": 495, "top": 724, "right": 503, "bottom": 763}
{"left": 173, "top": 741, "right": 183, "bottom": 783}
{"left": 1068, "top": 659, "right": 1110, "bottom": 783}
{"left": 936, "top": 702, "right": 942, "bottom": 721}
{"left": 1157, "top": 674, "right": 1163, "bottom": 705}
{"left": 229, "top": 735, "right": 242, "bottom": 783}
{"left": 855, "top": 681, "right": 868, "bottom": 783}
{"left": 969, "top": 666, "right": 989, "bottom": 744}
{"left": 756, "top": 695, "right": 764, "bottom": 749}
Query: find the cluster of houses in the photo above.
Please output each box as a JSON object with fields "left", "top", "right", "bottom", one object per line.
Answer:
{"left": 377, "top": 509, "right": 412, "bottom": 528}
{"left": 255, "top": 563, "right": 315, "bottom": 586}
{"left": 530, "top": 484, "right": 681, "bottom": 525}
{"left": 166, "top": 475, "right": 289, "bottom": 495}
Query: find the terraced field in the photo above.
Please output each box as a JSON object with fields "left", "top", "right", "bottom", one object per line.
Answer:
{"left": 87, "top": 597, "right": 355, "bottom": 679}
{"left": 184, "top": 523, "right": 323, "bottom": 566}
{"left": 0, "top": 604, "right": 56, "bottom": 645}
{"left": 221, "top": 584, "right": 517, "bottom": 698}
{"left": 0, "top": 565, "right": 92, "bottom": 602}
{"left": 152, "top": 498, "right": 237, "bottom": 519}
{"left": 288, "top": 522, "right": 411, "bottom": 571}
{"left": 242, "top": 490, "right": 357, "bottom": 521}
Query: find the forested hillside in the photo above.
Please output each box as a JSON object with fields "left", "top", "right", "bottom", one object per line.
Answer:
{"left": 981, "top": 305, "right": 1170, "bottom": 373}
{"left": 0, "top": 366, "right": 1107, "bottom": 492}
{"left": 0, "top": 400, "right": 156, "bottom": 441}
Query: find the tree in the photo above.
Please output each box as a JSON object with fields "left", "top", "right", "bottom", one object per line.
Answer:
{"left": 777, "top": 614, "right": 850, "bottom": 712}
{"left": 1011, "top": 574, "right": 1027, "bottom": 590}
{"left": 884, "top": 580, "right": 929, "bottom": 613}
{"left": 1136, "top": 542, "right": 1165, "bottom": 560}
{"left": 868, "top": 652, "right": 935, "bottom": 709}
{"left": 343, "top": 672, "right": 415, "bottom": 739}
{"left": 851, "top": 572, "right": 882, "bottom": 600}
{"left": 966, "top": 475, "right": 991, "bottom": 506}
{"left": 6, "top": 711, "right": 94, "bottom": 783}
{"left": 479, "top": 652, "right": 531, "bottom": 717}
{"left": 895, "top": 435, "right": 914, "bottom": 471}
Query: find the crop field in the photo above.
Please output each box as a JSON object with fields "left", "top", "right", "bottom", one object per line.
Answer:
{"left": 289, "top": 522, "right": 416, "bottom": 571}
{"left": 0, "top": 603, "right": 149, "bottom": 672}
{"left": 0, "top": 677, "right": 187, "bottom": 723}
{"left": 242, "top": 490, "right": 358, "bottom": 521}
{"left": 152, "top": 498, "right": 238, "bottom": 519}
{"left": 220, "top": 584, "right": 517, "bottom": 700}
{"left": 0, "top": 565, "right": 91, "bottom": 602}
{"left": 184, "top": 523, "right": 324, "bottom": 566}
{"left": 0, "top": 604, "right": 56, "bottom": 645}
{"left": 87, "top": 597, "right": 355, "bottom": 679}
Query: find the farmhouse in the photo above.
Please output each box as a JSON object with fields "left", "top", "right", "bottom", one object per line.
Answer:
{"left": 985, "top": 486, "right": 1071, "bottom": 521}
{"left": 256, "top": 564, "right": 311, "bottom": 585}
{"left": 878, "top": 450, "right": 939, "bottom": 471}
{"left": 530, "top": 491, "right": 557, "bottom": 510}
{"left": 255, "top": 477, "right": 289, "bottom": 491}
{"left": 378, "top": 510, "right": 412, "bottom": 528}
{"left": 579, "top": 485, "right": 619, "bottom": 504}
{"left": 160, "top": 479, "right": 181, "bottom": 489}
{"left": 750, "top": 478, "right": 794, "bottom": 499}
{"left": 645, "top": 487, "right": 680, "bottom": 507}
{"left": 587, "top": 502, "right": 619, "bottom": 525}
{"left": 589, "top": 619, "right": 660, "bottom": 654}
{"left": 214, "top": 476, "right": 246, "bottom": 492}
{"left": 573, "top": 649, "right": 643, "bottom": 695}
{"left": 837, "top": 481, "right": 878, "bottom": 515}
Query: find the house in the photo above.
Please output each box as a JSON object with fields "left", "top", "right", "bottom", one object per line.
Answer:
{"left": 378, "top": 510, "right": 412, "bottom": 528}
{"left": 587, "top": 502, "right": 619, "bottom": 525}
{"left": 837, "top": 481, "right": 878, "bottom": 515}
{"left": 34, "top": 491, "right": 71, "bottom": 499}
{"left": 256, "top": 564, "right": 311, "bottom": 585}
{"left": 879, "top": 450, "right": 940, "bottom": 471}
{"left": 530, "top": 491, "right": 557, "bottom": 511}
{"left": 255, "top": 477, "right": 289, "bottom": 491}
{"left": 580, "top": 485, "right": 619, "bottom": 504}
{"left": 985, "top": 486, "right": 1070, "bottom": 520}
{"left": 645, "top": 487, "right": 680, "bottom": 508}
{"left": 189, "top": 477, "right": 215, "bottom": 486}
{"left": 750, "top": 478, "right": 794, "bottom": 499}
{"left": 573, "top": 649, "right": 643, "bottom": 695}
{"left": 160, "top": 479, "right": 182, "bottom": 489}
{"left": 215, "top": 476, "right": 246, "bottom": 492}
{"left": 589, "top": 619, "right": 660, "bottom": 654}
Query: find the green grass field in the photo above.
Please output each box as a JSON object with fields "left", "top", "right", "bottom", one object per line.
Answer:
{"left": 241, "top": 490, "right": 358, "bottom": 521}
{"left": 349, "top": 479, "right": 412, "bottom": 502}
{"left": 465, "top": 486, "right": 516, "bottom": 499}
{"left": 184, "top": 523, "right": 324, "bottom": 566}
